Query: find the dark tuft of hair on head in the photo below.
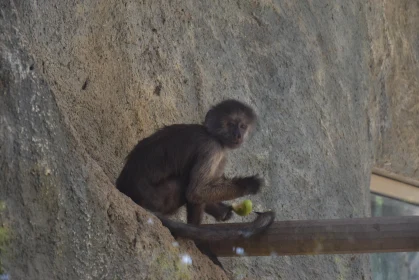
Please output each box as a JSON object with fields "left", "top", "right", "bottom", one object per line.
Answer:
{"left": 204, "top": 99, "right": 257, "bottom": 136}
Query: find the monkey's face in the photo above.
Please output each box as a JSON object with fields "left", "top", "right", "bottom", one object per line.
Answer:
{"left": 205, "top": 99, "right": 256, "bottom": 149}
{"left": 204, "top": 99, "right": 257, "bottom": 149}
{"left": 221, "top": 115, "right": 251, "bottom": 149}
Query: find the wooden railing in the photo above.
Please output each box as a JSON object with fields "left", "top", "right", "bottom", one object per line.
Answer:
{"left": 201, "top": 216, "right": 419, "bottom": 257}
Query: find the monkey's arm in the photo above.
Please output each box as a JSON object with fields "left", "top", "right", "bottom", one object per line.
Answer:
{"left": 185, "top": 148, "right": 261, "bottom": 204}
{"left": 187, "top": 176, "right": 261, "bottom": 204}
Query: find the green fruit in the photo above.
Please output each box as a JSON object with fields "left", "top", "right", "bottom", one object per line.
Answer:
{"left": 232, "top": 199, "right": 253, "bottom": 216}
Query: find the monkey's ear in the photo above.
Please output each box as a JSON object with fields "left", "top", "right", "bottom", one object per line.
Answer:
{"left": 204, "top": 108, "right": 222, "bottom": 134}
{"left": 244, "top": 107, "right": 257, "bottom": 125}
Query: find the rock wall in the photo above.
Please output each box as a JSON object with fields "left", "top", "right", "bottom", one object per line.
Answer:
{"left": 367, "top": 0, "right": 419, "bottom": 180}
{"left": 2, "top": 0, "right": 413, "bottom": 279}
{"left": 0, "top": 24, "right": 227, "bottom": 280}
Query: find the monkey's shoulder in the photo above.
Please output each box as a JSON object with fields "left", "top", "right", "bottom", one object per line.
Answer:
{"left": 157, "top": 124, "right": 206, "bottom": 135}
{"left": 131, "top": 124, "right": 222, "bottom": 155}
{"left": 155, "top": 124, "right": 221, "bottom": 146}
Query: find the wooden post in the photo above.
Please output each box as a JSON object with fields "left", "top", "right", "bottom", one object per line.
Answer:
{"left": 200, "top": 216, "right": 419, "bottom": 257}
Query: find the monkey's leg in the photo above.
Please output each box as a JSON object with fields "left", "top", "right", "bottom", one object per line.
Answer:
{"left": 121, "top": 177, "right": 185, "bottom": 215}
{"left": 186, "top": 147, "right": 262, "bottom": 204}
{"left": 187, "top": 203, "right": 205, "bottom": 225}
{"left": 156, "top": 178, "right": 186, "bottom": 215}
{"left": 205, "top": 202, "right": 233, "bottom": 221}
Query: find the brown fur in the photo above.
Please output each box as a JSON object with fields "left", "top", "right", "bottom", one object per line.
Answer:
{"left": 116, "top": 99, "right": 275, "bottom": 266}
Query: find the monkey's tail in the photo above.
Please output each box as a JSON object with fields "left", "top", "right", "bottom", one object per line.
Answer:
{"left": 155, "top": 211, "right": 275, "bottom": 242}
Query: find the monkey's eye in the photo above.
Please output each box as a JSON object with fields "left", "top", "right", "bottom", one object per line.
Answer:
{"left": 227, "top": 122, "right": 235, "bottom": 127}
{"left": 240, "top": 124, "right": 247, "bottom": 130}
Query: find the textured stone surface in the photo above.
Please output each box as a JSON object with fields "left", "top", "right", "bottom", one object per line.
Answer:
{"left": 3, "top": 0, "right": 415, "bottom": 279}
{"left": 367, "top": 0, "right": 419, "bottom": 180}
{"left": 0, "top": 11, "right": 226, "bottom": 280}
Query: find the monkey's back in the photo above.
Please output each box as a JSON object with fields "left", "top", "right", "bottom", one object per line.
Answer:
{"left": 116, "top": 124, "right": 220, "bottom": 209}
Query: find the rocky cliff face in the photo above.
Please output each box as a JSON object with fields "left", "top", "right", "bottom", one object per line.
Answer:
{"left": 1, "top": 0, "right": 416, "bottom": 279}
{"left": 367, "top": 0, "right": 419, "bottom": 180}
{"left": 0, "top": 27, "right": 227, "bottom": 280}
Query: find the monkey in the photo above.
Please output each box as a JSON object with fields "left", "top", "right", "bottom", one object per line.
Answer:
{"left": 116, "top": 99, "right": 274, "bottom": 265}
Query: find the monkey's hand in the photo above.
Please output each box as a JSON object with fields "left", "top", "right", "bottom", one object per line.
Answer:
{"left": 235, "top": 175, "right": 263, "bottom": 195}
{"left": 204, "top": 202, "right": 234, "bottom": 221}
{"left": 215, "top": 203, "right": 233, "bottom": 221}
{"left": 221, "top": 205, "right": 234, "bottom": 221}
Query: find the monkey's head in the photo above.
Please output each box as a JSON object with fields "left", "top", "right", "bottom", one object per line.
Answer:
{"left": 204, "top": 99, "right": 256, "bottom": 149}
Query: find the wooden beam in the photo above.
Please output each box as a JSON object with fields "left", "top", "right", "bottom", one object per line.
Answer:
{"left": 372, "top": 167, "right": 419, "bottom": 188}
{"left": 201, "top": 216, "right": 419, "bottom": 257}
{"left": 370, "top": 168, "right": 419, "bottom": 205}
{"left": 370, "top": 174, "right": 419, "bottom": 205}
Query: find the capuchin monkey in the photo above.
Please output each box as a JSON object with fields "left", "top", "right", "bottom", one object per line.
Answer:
{"left": 116, "top": 99, "right": 274, "bottom": 266}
